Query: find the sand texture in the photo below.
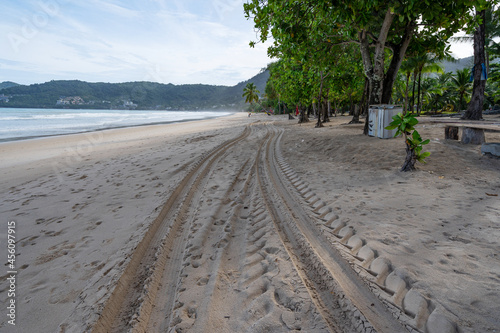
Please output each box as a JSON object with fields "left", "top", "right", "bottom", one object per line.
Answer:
{"left": 0, "top": 113, "right": 499, "bottom": 333}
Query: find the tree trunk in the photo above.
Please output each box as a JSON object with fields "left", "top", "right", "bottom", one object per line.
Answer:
{"left": 307, "top": 105, "right": 312, "bottom": 118}
{"left": 361, "top": 76, "right": 369, "bottom": 117}
{"left": 417, "top": 69, "right": 422, "bottom": 116}
{"left": 461, "top": 9, "right": 486, "bottom": 144}
{"left": 359, "top": 11, "right": 415, "bottom": 134}
{"left": 350, "top": 78, "right": 366, "bottom": 124}
{"left": 298, "top": 106, "right": 309, "bottom": 123}
{"left": 401, "top": 140, "right": 417, "bottom": 172}
{"left": 462, "top": 9, "right": 486, "bottom": 121}
{"left": 315, "top": 104, "right": 324, "bottom": 128}
{"left": 359, "top": 9, "right": 394, "bottom": 106}
{"left": 349, "top": 105, "right": 361, "bottom": 125}
{"left": 349, "top": 106, "right": 362, "bottom": 124}
{"left": 316, "top": 71, "right": 325, "bottom": 128}
{"left": 410, "top": 70, "right": 417, "bottom": 113}
{"left": 323, "top": 101, "right": 330, "bottom": 122}
{"left": 348, "top": 89, "right": 354, "bottom": 115}
{"left": 381, "top": 21, "right": 415, "bottom": 104}
{"left": 404, "top": 72, "right": 410, "bottom": 113}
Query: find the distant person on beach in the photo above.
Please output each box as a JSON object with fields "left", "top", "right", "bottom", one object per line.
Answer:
{"left": 248, "top": 112, "right": 251, "bottom": 117}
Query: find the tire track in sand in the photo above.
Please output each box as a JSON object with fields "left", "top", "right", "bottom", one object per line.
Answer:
{"left": 258, "top": 124, "right": 408, "bottom": 332}
{"left": 159, "top": 155, "right": 253, "bottom": 332}
{"left": 88, "top": 126, "right": 252, "bottom": 333}
{"left": 89, "top": 122, "right": 412, "bottom": 333}
{"left": 159, "top": 125, "right": 330, "bottom": 333}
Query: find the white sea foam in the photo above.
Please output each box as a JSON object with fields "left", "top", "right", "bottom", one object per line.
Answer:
{"left": 0, "top": 108, "right": 233, "bottom": 142}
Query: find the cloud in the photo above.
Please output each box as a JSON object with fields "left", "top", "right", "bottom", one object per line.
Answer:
{"left": 95, "top": 0, "right": 139, "bottom": 18}
{"left": 0, "top": 0, "right": 271, "bottom": 86}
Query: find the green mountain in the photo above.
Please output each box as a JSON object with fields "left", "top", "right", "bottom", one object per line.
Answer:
{"left": 0, "top": 81, "right": 20, "bottom": 90}
{"left": 440, "top": 56, "right": 474, "bottom": 73}
{"left": 0, "top": 71, "right": 269, "bottom": 110}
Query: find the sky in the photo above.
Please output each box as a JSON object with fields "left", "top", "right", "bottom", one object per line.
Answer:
{"left": 0, "top": 1, "right": 474, "bottom": 87}
{"left": 0, "top": 0, "right": 272, "bottom": 86}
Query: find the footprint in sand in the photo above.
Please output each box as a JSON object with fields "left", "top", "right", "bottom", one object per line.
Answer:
{"left": 196, "top": 276, "right": 209, "bottom": 286}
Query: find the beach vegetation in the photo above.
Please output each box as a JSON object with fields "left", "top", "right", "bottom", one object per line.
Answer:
{"left": 245, "top": 0, "right": 500, "bottom": 136}
{"left": 245, "top": 0, "right": 476, "bottom": 106}
{"left": 450, "top": 68, "right": 473, "bottom": 112}
{"left": 386, "top": 112, "right": 430, "bottom": 172}
{"left": 243, "top": 82, "right": 266, "bottom": 112}
{"left": 242, "top": 82, "right": 260, "bottom": 104}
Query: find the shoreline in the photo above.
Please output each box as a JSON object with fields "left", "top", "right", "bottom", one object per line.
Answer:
{"left": 0, "top": 112, "right": 243, "bottom": 184}
{"left": 0, "top": 110, "right": 235, "bottom": 144}
{"left": 0, "top": 112, "right": 253, "bottom": 332}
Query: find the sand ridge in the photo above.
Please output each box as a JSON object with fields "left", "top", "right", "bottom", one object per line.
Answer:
{"left": 280, "top": 115, "right": 500, "bottom": 332}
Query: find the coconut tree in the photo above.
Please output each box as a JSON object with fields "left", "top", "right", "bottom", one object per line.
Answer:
{"left": 398, "top": 59, "right": 415, "bottom": 113}
{"left": 242, "top": 83, "right": 260, "bottom": 111}
{"left": 423, "top": 72, "right": 454, "bottom": 112}
{"left": 392, "top": 73, "right": 408, "bottom": 108}
{"left": 460, "top": 5, "right": 500, "bottom": 143}
{"left": 452, "top": 7, "right": 500, "bottom": 73}
{"left": 414, "top": 54, "right": 445, "bottom": 115}
{"left": 450, "top": 68, "right": 472, "bottom": 112}
{"left": 421, "top": 77, "right": 441, "bottom": 112}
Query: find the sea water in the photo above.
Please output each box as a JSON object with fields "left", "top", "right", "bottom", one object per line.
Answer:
{"left": 0, "top": 108, "right": 233, "bottom": 142}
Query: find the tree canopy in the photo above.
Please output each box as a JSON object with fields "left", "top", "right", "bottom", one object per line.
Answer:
{"left": 242, "top": 82, "right": 260, "bottom": 104}
{"left": 246, "top": 1, "right": 479, "bottom": 106}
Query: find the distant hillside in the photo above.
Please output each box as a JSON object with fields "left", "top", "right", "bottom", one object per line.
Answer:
{"left": 0, "top": 71, "right": 269, "bottom": 110}
{"left": 0, "top": 81, "right": 21, "bottom": 90}
{"left": 440, "top": 56, "right": 474, "bottom": 73}
{"left": 223, "top": 69, "right": 269, "bottom": 104}
{"left": 439, "top": 56, "right": 500, "bottom": 74}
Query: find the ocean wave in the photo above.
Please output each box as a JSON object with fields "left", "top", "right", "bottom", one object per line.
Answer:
{"left": 0, "top": 109, "right": 233, "bottom": 142}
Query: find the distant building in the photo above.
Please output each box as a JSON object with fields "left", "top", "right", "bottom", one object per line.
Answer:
{"left": 0, "top": 94, "right": 9, "bottom": 102}
{"left": 56, "top": 98, "right": 69, "bottom": 105}
{"left": 123, "top": 100, "right": 137, "bottom": 109}
{"left": 56, "top": 96, "right": 84, "bottom": 105}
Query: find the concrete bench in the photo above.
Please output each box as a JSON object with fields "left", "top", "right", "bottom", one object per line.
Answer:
{"left": 421, "top": 119, "right": 500, "bottom": 143}
{"left": 481, "top": 143, "right": 500, "bottom": 157}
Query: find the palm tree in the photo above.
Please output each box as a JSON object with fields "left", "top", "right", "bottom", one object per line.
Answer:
{"left": 452, "top": 7, "right": 500, "bottom": 72}
{"left": 433, "top": 72, "right": 454, "bottom": 111}
{"left": 453, "top": 6, "right": 499, "bottom": 126}
{"left": 242, "top": 83, "right": 260, "bottom": 105}
{"left": 410, "top": 53, "right": 445, "bottom": 115}
{"left": 392, "top": 73, "right": 408, "bottom": 108}
{"left": 450, "top": 68, "right": 472, "bottom": 112}
{"left": 399, "top": 59, "right": 415, "bottom": 113}
{"left": 421, "top": 77, "right": 441, "bottom": 111}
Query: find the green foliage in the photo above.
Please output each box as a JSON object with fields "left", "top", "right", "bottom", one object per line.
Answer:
{"left": 0, "top": 81, "right": 20, "bottom": 90}
{"left": 242, "top": 83, "right": 260, "bottom": 104}
{"left": 450, "top": 68, "right": 472, "bottom": 111}
{"left": 389, "top": 60, "right": 500, "bottom": 114}
{"left": 244, "top": 0, "right": 478, "bottom": 106}
{"left": 386, "top": 112, "right": 430, "bottom": 164}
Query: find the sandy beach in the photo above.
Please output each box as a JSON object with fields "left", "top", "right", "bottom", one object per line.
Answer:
{"left": 0, "top": 112, "right": 499, "bottom": 332}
